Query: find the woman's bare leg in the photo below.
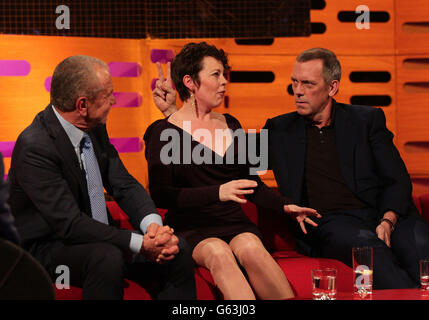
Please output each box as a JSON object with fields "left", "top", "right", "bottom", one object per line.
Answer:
{"left": 229, "top": 233, "right": 295, "bottom": 299}
{"left": 192, "top": 237, "right": 256, "bottom": 300}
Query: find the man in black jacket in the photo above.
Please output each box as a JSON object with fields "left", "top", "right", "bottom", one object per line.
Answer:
{"left": 263, "top": 48, "right": 429, "bottom": 289}
{"left": 9, "top": 55, "right": 196, "bottom": 299}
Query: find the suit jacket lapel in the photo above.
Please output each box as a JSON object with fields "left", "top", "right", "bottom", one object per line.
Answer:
{"left": 334, "top": 102, "right": 358, "bottom": 193}
{"left": 284, "top": 116, "right": 306, "bottom": 203}
{"left": 42, "top": 105, "right": 89, "bottom": 194}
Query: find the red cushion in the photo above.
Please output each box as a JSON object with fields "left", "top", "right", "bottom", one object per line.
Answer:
{"left": 275, "top": 256, "right": 354, "bottom": 298}
{"left": 194, "top": 267, "right": 222, "bottom": 300}
{"left": 55, "top": 274, "right": 219, "bottom": 300}
{"left": 54, "top": 286, "right": 82, "bottom": 300}
{"left": 413, "top": 195, "right": 422, "bottom": 215}
{"left": 106, "top": 201, "right": 134, "bottom": 230}
{"left": 418, "top": 193, "right": 429, "bottom": 223}
{"left": 54, "top": 280, "right": 152, "bottom": 300}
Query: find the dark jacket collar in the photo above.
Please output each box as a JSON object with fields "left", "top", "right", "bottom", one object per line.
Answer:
{"left": 41, "top": 104, "right": 84, "bottom": 177}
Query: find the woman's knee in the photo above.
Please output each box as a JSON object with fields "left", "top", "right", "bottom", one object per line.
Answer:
{"left": 193, "top": 238, "right": 236, "bottom": 271}
{"left": 230, "top": 233, "right": 269, "bottom": 266}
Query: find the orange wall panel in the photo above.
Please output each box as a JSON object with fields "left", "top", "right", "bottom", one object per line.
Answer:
{"left": 0, "top": 35, "right": 150, "bottom": 186}
{"left": 396, "top": 0, "right": 429, "bottom": 55}
{"left": 396, "top": 55, "right": 429, "bottom": 175}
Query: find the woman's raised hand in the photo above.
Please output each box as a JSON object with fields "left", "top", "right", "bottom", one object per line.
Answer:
{"left": 152, "top": 62, "right": 178, "bottom": 116}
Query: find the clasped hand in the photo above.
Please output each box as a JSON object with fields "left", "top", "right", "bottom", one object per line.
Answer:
{"left": 141, "top": 223, "right": 179, "bottom": 263}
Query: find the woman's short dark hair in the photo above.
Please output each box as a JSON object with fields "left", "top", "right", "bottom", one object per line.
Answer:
{"left": 171, "top": 42, "right": 230, "bottom": 101}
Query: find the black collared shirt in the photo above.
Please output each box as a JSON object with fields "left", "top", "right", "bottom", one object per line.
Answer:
{"left": 304, "top": 104, "right": 367, "bottom": 214}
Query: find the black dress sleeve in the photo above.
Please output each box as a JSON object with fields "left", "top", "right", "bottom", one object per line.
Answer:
{"left": 224, "top": 114, "right": 293, "bottom": 214}
{"left": 144, "top": 120, "right": 220, "bottom": 209}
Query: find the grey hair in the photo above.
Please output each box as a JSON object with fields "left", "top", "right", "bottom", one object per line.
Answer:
{"left": 296, "top": 48, "right": 341, "bottom": 83}
{"left": 50, "top": 55, "right": 109, "bottom": 112}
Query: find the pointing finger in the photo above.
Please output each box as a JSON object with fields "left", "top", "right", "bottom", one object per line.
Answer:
{"left": 237, "top": 189, "right": 254, "bottom": 195}
{"left": 304, "top": 209, "right": 321, "bottom": 218}
{"left": 299, "top": 221, "right": 307, "bottom": 234}
{"left": 237, "top": 179, "right": 258, "bottom": 189}
{"left": 305, "top": 217, "right": 319, "bottom": 228}
{"left": 166, "top": 62, "right": 172, "bottom": 85}
{"left": 156, "top": 62, "right": 165, "bottom": 83}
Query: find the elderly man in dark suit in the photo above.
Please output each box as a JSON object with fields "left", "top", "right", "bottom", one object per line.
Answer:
{"left": 153, "top": 48, "right": 429, "bottom": 290}
{"left": 8, "top": 55, "right": 196, "bottom": 300}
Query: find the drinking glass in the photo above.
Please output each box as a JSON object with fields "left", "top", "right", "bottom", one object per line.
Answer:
{"left": 420, "top": 259, "right": 429, "bottom": 291}
{"left": 352, "top": 246, "right": 373, "bottom": 298}
{"left": 312, "top": 268, "right": 337, "bottom": 300}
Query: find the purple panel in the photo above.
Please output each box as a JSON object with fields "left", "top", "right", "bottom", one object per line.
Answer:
{"left": 0, "top": 141, "right": 16, "bottom": 157}
{"left": 150, "top": 49, "right": 174, "bottom": 64}
{"left": 151, "top": 78, "right": 158, "bottom": 91}
{"left": 108, "top": 62, "right": 141, "bottom": 77}
{"left": 112, "top": 92, "right": 142, "bottom": 107}
{"left": 45, "top": 76, "right": 52, "bottom": 92}
{"left": 109, "top": 137, "right": 142, "bottom": 153}
{"left": 0, "top": 60, "right": 31, "bottom": 76}
{"left": 3, "top": 175, "right": 7, "bottom": 181}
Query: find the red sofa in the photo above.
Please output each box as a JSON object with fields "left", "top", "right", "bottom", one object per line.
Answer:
{"left": 55, "top": 195, "right": 429, "bottom": 300}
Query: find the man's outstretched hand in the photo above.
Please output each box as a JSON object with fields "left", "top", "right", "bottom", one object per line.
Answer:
{"left": 284, "top": 204, "right": 322, "bottom": 234}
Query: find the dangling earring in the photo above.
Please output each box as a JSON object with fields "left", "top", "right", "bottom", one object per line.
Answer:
{"left": 190, "top": 93, "right": 196, "bottom": 109}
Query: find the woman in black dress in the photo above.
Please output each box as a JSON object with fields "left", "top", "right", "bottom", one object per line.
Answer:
{"left": 145, "top": 42, "right": 320, "bottom": 299}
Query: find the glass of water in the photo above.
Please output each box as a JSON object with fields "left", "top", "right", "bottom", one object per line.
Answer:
{"left": 352, "top": 246, "right": 373, "bottom": 298}
{"left": 420, "top": 259, "right": 429, "bottom": 291}
{"left": 311, "top": 268, "right": 337, "bottom": 300}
